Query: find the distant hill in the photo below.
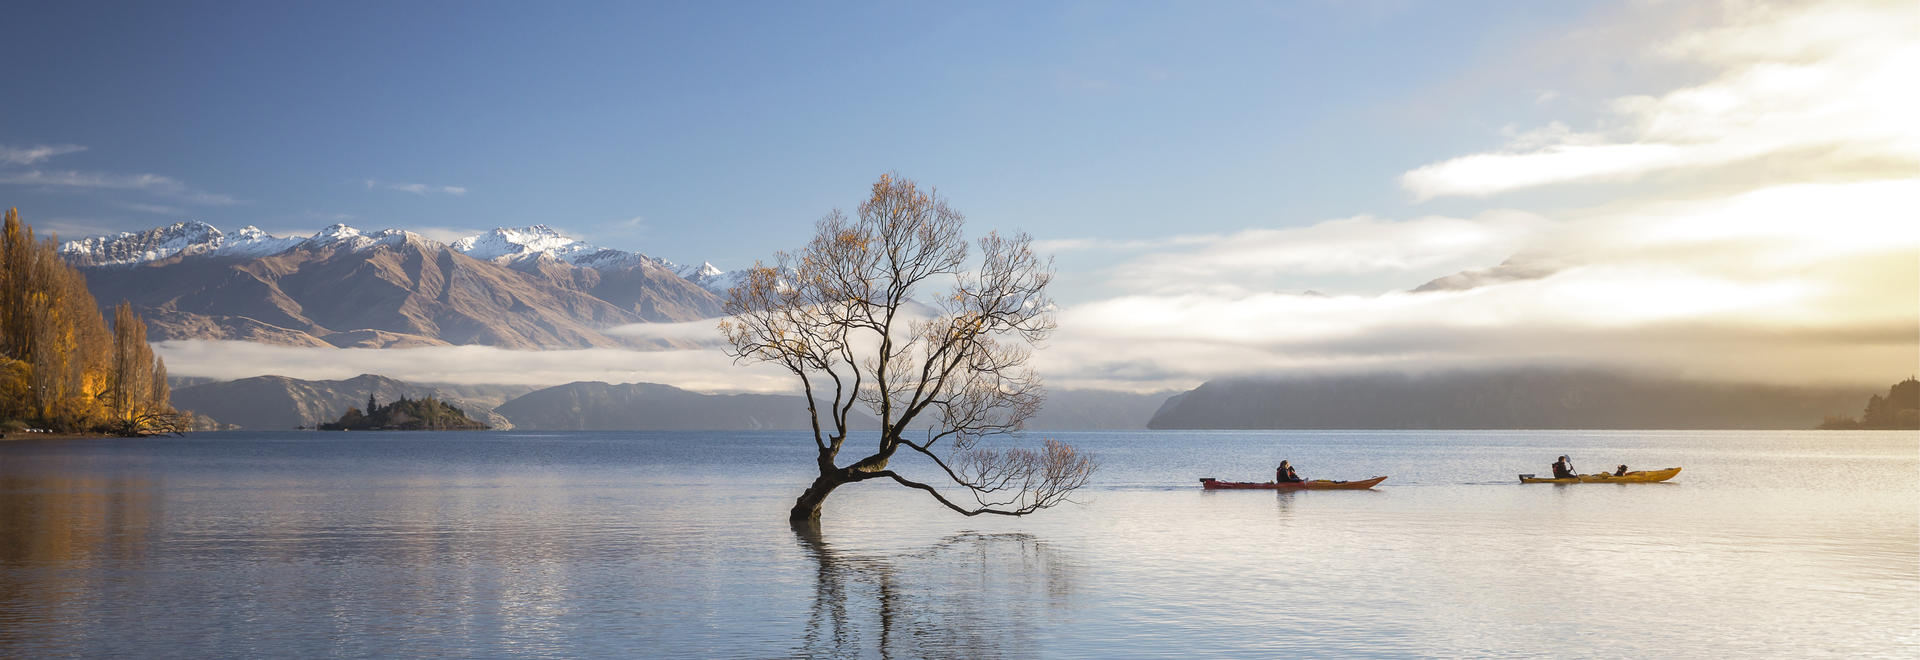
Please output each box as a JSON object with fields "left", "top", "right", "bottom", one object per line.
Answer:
{"left": 495, "top": 382, "right": 1170, "bottom": 431}
{"left": 1818, "top": 377, "right": 1920, "bottom": 429}
{"left": 493, "top": 381, "right": 876, "bottom": 430}
{"left": 171, "top": 374, "right": 529, "bottom": 430}
{"left": 1147, "top": 369, "right": 1869, "bottom": 430}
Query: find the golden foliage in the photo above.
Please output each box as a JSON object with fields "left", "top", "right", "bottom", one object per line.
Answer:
{"left": 0, "top": 208, "right": 173, "bottom": 433}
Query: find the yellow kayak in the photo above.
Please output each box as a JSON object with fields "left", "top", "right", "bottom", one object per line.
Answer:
{"left": 1519, "top": 467, "right": 1681, "bottom": 484}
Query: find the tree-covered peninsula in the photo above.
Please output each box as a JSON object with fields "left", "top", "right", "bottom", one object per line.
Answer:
{"left": 1818, "top": 377, "right": 1920, "bottom": 430}
{"left": 320, "top": 394, "right": 488, "bottom": 431}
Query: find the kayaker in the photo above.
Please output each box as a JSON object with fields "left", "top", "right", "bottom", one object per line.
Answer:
{"left": 1551, "top": 456, "right": 1576, "bottom": 479}
{"left": 1276, "top": 460, "right": 1303, "bottom": 483}
{"left": 1614, "top": 464, "right": 1629, "bottom": 477}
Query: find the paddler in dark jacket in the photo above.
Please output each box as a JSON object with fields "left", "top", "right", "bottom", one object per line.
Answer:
{"left": 1276, "top": 460, "right": 1303, "bottom": 483}
{"left": 1551, "top": 456, "right": 1576, "bottom": 479}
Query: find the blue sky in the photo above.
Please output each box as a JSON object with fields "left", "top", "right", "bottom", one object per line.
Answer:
{"left": 5, "top": 1, "right": 1604, "bottom": 266}
{"left": 6, "top": 1, "right": 1915, "bottom": 391}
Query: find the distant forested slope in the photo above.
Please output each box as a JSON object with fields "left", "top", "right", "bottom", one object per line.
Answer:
{"left": 1818, "top": 377, "right": 1920, "bottom": 429}
{"left": 1147, "top": 369, "right": 1868, "bottom": 430}
{"left": 493, "top": 381, "right": 874, "bottom": 430}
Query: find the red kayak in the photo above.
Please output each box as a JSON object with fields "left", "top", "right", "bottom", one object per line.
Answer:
{"left": 1199, "top": 476, "right": 1387, "bottom": 490}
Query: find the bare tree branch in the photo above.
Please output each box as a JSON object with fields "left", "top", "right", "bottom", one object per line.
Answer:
{"left": 720, "top": 174, "right": 1095, "bottom": 524}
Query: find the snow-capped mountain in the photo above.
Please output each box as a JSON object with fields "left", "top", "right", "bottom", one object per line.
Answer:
{"left": 672, "top": 261, "right": 748, "bottom": 294}
{"left": 59, "top": 221, "right": 746, "bottom": 294}
{"left": 299, "top": 224, "right": 425, "bottom": 253}
{"left": 59, "top": 220, "right": 311, "bottom": 266}
{"left": 447, "top": 225, "right": 746, "bottom": 294}
{"left": 224, "top": 225, "right": 308, "bottom": 258}
{"left": 452, "top": 225, "right": 675, "bottom": 273}
{"left": 59, "top": 221, "right": 223, "bottom": 266}
{"left": 66, "top": 222, "right": 730, "bottom": 350}
{"left": 451, "top": 225, "right": 598, "bottom": 263}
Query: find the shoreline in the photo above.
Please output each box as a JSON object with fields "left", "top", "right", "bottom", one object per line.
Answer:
{"left": 1, "top": 432, "right": 115, "bottom": 442}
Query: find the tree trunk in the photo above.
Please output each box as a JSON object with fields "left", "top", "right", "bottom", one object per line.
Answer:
{"left": 789, "top": 473, "right": 848, "bottom": 524}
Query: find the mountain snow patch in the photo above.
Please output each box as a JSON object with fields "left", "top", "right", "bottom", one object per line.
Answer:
{"left": 61, "top": 221, "right": 746, "bottom": 292}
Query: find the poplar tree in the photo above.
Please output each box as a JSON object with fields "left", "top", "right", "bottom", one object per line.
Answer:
{"left": 0, "top": 207, "right": 178, "bottom": 433}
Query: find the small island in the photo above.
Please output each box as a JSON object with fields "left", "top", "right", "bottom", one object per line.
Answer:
{"left": 320, "top": 394, "right": 489, "bottom": 431}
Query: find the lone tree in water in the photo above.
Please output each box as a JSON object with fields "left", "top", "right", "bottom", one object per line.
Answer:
{"left": 721, "top": 174, "right": 1096, "bottom": 525}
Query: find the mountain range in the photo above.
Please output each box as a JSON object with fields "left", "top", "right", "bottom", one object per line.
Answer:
{"left": 492, "top": 381, "right": 877, "bottom": 431}
{"left": 60, "top": 221, "right": 746, "bottom": 348}
{"left": 167, "top": 369, "right": 1867, "bottom": 432}
{"left": 167, "top": 374, "right": 1171, "bottom": 432}
{"left": 1146, "top": 368, "right": 1868, "bottom": 430}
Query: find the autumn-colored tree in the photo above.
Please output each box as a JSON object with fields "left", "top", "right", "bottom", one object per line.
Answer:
{"left": 111, "top": 301, "right": 153, "bottom": 419}
{"left": 1, "top": 208, "right": 36, "bottom": 360}
{"left": 0, "top": 356, "right": 29, "bottom": 423}
{"left": 721, "top": 175, "right": 1095, "bottom": 525}
{"left": 24, "top": 224, "right": 113, "bottom": 429}
{"left": 151, "top": 356, "right": 171, "bottom": 416}
{"left": 0, "top": 207, "right": 178, "bottom": 434}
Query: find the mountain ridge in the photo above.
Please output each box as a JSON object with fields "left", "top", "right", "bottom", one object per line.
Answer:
{"left": 62, "top": 221, "right": 739, "bottom": 348}
{"left": 493, "top": 381, "right": 875, "bottom": 431}
{"left": 168, "top": 373, "right": 1175, "bottom": 432}
{"left": 61, "top": 220, "right": 748, "bottom": 293}
{"left": 1147, "top": 368, "right": 1869, "bottom": 430}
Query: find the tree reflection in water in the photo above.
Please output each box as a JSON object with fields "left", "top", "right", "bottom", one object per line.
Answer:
{"left": 792, "top": 524, "right": 1076, "bottom": 659}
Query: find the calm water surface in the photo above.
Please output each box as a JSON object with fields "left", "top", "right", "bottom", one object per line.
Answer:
{"left": 2, "top": 430, "right": 1915, "bottom": 658}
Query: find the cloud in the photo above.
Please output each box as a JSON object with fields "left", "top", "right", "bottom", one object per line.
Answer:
{"left": 156, "top": 341, "right": 796, "bottom": 394}
{"left": 1031, "top": 235, "right": 1214, "bottom": 254}
{"left": 603, "top": 319, "right": 729, "bottom": 347}
{"left": 0, "top": 144, "right": 86, "bottom": 165}
{"left": 365, "top": 179, "right": 468, "bottom": 196}
{"left": 1035, "top": 179, "right": 1919, "bottom": 392}
{"left": 409, "top": 226, "right": 487, "bottom": 243}
{"left": 36, "top": 218, "right": 121, "bottom": 238}
{"left": 0, "top": 169, "right": 239, "bottom": 205}
{"left": 1058, "top": 211, "right": 1547, "bottom": 296}
{"left": 595, "top": 215, "right": 650, "bottom": 239}
{"left": 1400, "top": 1, "right": 1920, "bottom": 199}
{"left": 1043, "top": 4, "right": 1920, "bottom": 392}
{"left": 114, "top": 202, "right": 184, "bottom": 215}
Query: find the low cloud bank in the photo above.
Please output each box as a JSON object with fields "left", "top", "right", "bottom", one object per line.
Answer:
{"left": 603, "top": 319, "right": 731, "bottom": 346}
{"left": 157, "top": 341, "right": 794, "bottom": 394}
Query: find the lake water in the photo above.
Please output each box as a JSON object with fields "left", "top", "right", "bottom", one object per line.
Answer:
{"left": 2, "top": 430, "right": 1915, "bottom": 658}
